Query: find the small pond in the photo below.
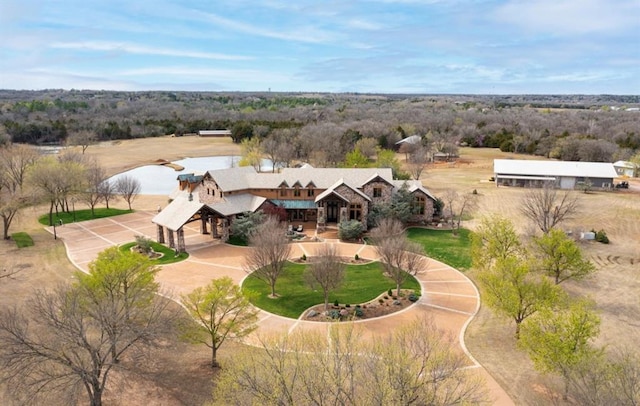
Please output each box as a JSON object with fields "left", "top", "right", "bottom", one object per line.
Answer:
{"left": 108, "top": 156, "right": 273, "bottom": 195}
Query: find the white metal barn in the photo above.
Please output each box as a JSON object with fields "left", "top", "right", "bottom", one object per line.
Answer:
{"left": 493, "top": 159, "right": 618, "bottom": 189}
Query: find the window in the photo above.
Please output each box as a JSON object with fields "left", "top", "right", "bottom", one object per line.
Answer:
{"left": 307, "top": 188, "right": 315, "bottom": 197}
{"left": 349, "top": 204, "right": 362, "bottom": 221}
{"left": 414, "top": 196, "right": 426, "bottom": 215}
{"left": 219, "top": 191, "right": 223, "bottom": 198}
{"left": 280, "top": 188, "right": 287, "bottom": 197}
{"left": 294, "top": 188, "right": 301, "bottom": 197}
{"left": 373, "top": 187, "right": 382, "bottom": 198}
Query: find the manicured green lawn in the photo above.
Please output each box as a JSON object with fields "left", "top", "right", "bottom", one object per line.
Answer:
{"left": 243, "top": 261, "right": 421, "bottom": 318}
{"left": 119, "top": 241, "right": 189, "bottom": 264}
{"left": 38, "top": 208, "right": 133, "bottom": 226}
{"left": 407, "top": 227, "right": 472, "bottom": 271}
{"left": 11, "top": 232, "right": 34, "bottom": 248}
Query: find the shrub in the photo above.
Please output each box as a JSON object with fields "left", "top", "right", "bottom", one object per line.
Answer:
{"left": 345, "top": 304, "right": 350, "bottom": 308}
{"left": 354, "top": 254, "right": 359, "bottom": 261}
{"left": 595, "top": 229, "right": 609, "bottom": 244}
{"left": 301, "top": 253, "right": 307, "bottom": 261}
{"left": 334, "top": 299, "right": 339, "bottom": 307}
{"left": 354, "top": 307, "right": 364, "bottom": 317}
{"left": 378, "top": 298, "right": 384, "bottom": 304}
{"left": 472, "top": 189, "right": 478, "bottom": 195}
{"left": 387, "top": 288, "right": 393, "bottom": 296}
{"left": 408, "top": 293, "right": 419, "bottom": 302}
{"left": 134, "top": 235, "right": 153, "bottom": 255}
{"left": 338, "top": 220, "right": 365, "bottom": 241}
{"left": 329, "top": 310, "right": 340, "bottom": 319}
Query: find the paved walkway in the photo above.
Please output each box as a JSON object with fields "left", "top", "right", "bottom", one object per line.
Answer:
{"left": 51, "top": 211, "right": 513, "bottom": 405}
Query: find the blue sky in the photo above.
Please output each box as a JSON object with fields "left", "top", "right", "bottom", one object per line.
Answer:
{"left": 1, "top": 0, "right": 638, "bottom": 94}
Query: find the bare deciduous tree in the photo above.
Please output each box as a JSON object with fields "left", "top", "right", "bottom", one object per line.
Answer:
{"left": 303, "top": 244, "right": 346, "bottom": 312}
{"left": 371, "top": 218, "right": 427, "bottom": 297}
{"left": 213, "top": 318, "right": 488, "bottom": 405}
{"left": 244, "top": 216, "right": 291, "bottom": 297}
{"left": 115, "top": 175, "right": 141, "bottom": 210}
{"left": 442, "top": 189, "right": 478, "bottom": 235}
{"left": 0, "top": 144, "right": 39, "bottom": 238}
{"left": 67, "top": 130, "right": 98, "bottom": 154}
{"left": 406, "top": 144, "right": 429, "bottom": 180}
{"left": 0, "top": 248, "right": 175, "bottom": 406}
{"left": 82, "top": 159, "right": 107, "bottom": 215}
{"left": 520, "top": 185, "right": 580, "bottom": 234}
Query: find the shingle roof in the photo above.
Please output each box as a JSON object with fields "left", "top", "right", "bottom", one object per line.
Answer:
{"left": 205, "top": 167, "right": 395, "bottom": 192}
{"left": 152, "top": 197, "right": 204, "bottom": 231}
{"left": 207, "top": 194, "right": 266, "bottom": 216}
{"left": 494, "top": 159, "right": 617, "bottom": 179}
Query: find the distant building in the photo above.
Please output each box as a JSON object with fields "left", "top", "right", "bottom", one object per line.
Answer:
{"left": 613, "top": 161, "right": 638, "bottom": 177}
{"left": 198, "top": 129, "right": 231, "bottom": 137}
{"left": 493, "top": 159, "right": 617, "bottom": 189}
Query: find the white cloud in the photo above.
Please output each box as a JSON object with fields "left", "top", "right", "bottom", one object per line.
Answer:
{"left": 50, "top": 41, "right": 252, "bottom": 61}
{"left": 494, "top": 0, "right": 640, "bottom": 35}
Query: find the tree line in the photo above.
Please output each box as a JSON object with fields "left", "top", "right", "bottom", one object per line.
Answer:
{"left": 1, "top": 90, "right": 639, "bottom": 165}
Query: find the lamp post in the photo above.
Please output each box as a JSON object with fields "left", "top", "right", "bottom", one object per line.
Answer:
{"left": 53, "top": 221, "right": 57, "bottom": 240}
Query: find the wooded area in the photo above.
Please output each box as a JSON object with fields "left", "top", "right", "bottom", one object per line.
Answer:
{"left": 1, "top": 90, "right": 639, "bottom": 164}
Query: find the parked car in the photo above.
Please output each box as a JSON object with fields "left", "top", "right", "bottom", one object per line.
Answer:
{"left": 615, "top": 181, "right": 629, "bottom": 189}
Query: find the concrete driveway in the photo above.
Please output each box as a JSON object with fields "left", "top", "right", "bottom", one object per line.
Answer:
{"left": 51, "top": 211, "right": 513, "bottom": 405}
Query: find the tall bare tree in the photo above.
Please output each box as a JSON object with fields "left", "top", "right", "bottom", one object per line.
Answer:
{"left": 115, "top": 175, "right": 141, "bottom": 210}
{"left": 213, "top": 318, "right": 488, "bottom": 405}
{"left": 244, "top": 216, "right": 291, "bottom": 297}
{"left": 82, "top": 159, "right": 107, "bottom": 216}
{"left": 303, "top": 244, "right": 346, "bottom": 312}
{"left": 520, "top": 185, "right": 580, "bottom": 234}
{"left": 0, "top": 248, "right": 175, "bottom": 406}
{"left": 442, "top": 189, "right": 478, "bottom": 235}
{"left": 67, "top": 130, "right": 98, "bottom": 154}
{"left": 406, "top": 144, "right": 429, "bottom": 180}
{"left": 371, "top": 218, "right": 427, "bottom": 297}
{"left": 0, "top": 144, "right": 39, "bottom": 239}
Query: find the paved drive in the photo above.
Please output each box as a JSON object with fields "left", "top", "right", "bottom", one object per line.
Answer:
{"left": 52, "top": 211, "right": 513, "bottom": 405}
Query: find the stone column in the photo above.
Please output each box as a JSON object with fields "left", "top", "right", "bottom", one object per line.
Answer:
{"left": 157, "top": 225, "right": 165, "bottom": 244}
{"left": 168, "top": 229, "right": 175, "bottom": 249}
{"left": 211, "top": 217, "right": 218, "bottom": 238}
{"left": 200, "top": 214, "right": 208, "bottom": 234}
{"left": 177, "top": 228, "right": 186, "bottom": 253}
{"left": 340, "top": 206, "right": 348, "bottom": 223}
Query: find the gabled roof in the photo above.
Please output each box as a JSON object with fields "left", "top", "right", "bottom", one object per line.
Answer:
{"left": 204, "top": 166, "right": 395, "bottom": 192}
{"left": 315, "top": 178, "right": 371, "bottom": 203}
{"left": 204, "top": 166, "right": 257, "bottom": 191}
{"left": 152, "top": 197, "right": 204, "bottom": 231}
{"left": 395, "top": 135, "right": 422, "bottom": 145}
{"left": 363, "top": 173, "right": 394, "bottom": 187}
{"left": 207, "top": 194, "right": 266, "bottom": 216}
{"left": 494, "top": 159, "right": 618, "bottom": 179}
{"left": 403, "top": 180, "right": 437, "bottom": 201}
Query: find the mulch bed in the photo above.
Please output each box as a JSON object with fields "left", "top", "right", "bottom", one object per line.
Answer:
{"left": 301, "top": 289, "right": 418, "bottom": 322}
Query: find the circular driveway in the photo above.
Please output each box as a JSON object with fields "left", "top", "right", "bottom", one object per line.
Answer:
{"left": 52, "top": 211, "right": 513, "bottom": 405}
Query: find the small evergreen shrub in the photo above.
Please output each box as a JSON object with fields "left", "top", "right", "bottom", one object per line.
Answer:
{"left": 408, "top": 293, "right": 419, "bottom": 302}
{"left": 354, "top": 254, "right": 359, "bottom": 261}
{"left": 334, "top": 299, "right": 339, "bottom": 307}
{"left": 354, "top": 307, "right": 364, "bottom": 317}
{"left": 301, "top": 253, "right": 307, "bottom": 261}
{"left": 387, "top": 288, "right": 393, "bottom": 296}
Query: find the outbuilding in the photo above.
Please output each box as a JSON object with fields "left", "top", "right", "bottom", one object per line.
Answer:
{"left": 493, "top": 159, "right": 618, "bottom": 189}
{"left": 613, "top": 161, "right": 638, "bottom": 178}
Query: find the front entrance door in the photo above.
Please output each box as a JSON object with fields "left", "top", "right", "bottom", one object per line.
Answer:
{"left": 327, "top": 201, "right": 339, "bottom": 222}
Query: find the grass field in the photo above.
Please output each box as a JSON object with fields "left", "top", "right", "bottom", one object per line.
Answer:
{"left": 11, "top": 232, "right": 34, "bottom": 248}
{"left": 38, "top": 208, "right": 133, "bottom": 226}
{"left": 407, "top": 227, "right": 472, "bottom": 271}
{"left": 243, "top": 261, "right": 421, "bottom": 318}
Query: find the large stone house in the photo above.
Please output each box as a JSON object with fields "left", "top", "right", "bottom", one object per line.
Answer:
{"left": 152, "top": 166, "right": 436, "bottom": 252}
